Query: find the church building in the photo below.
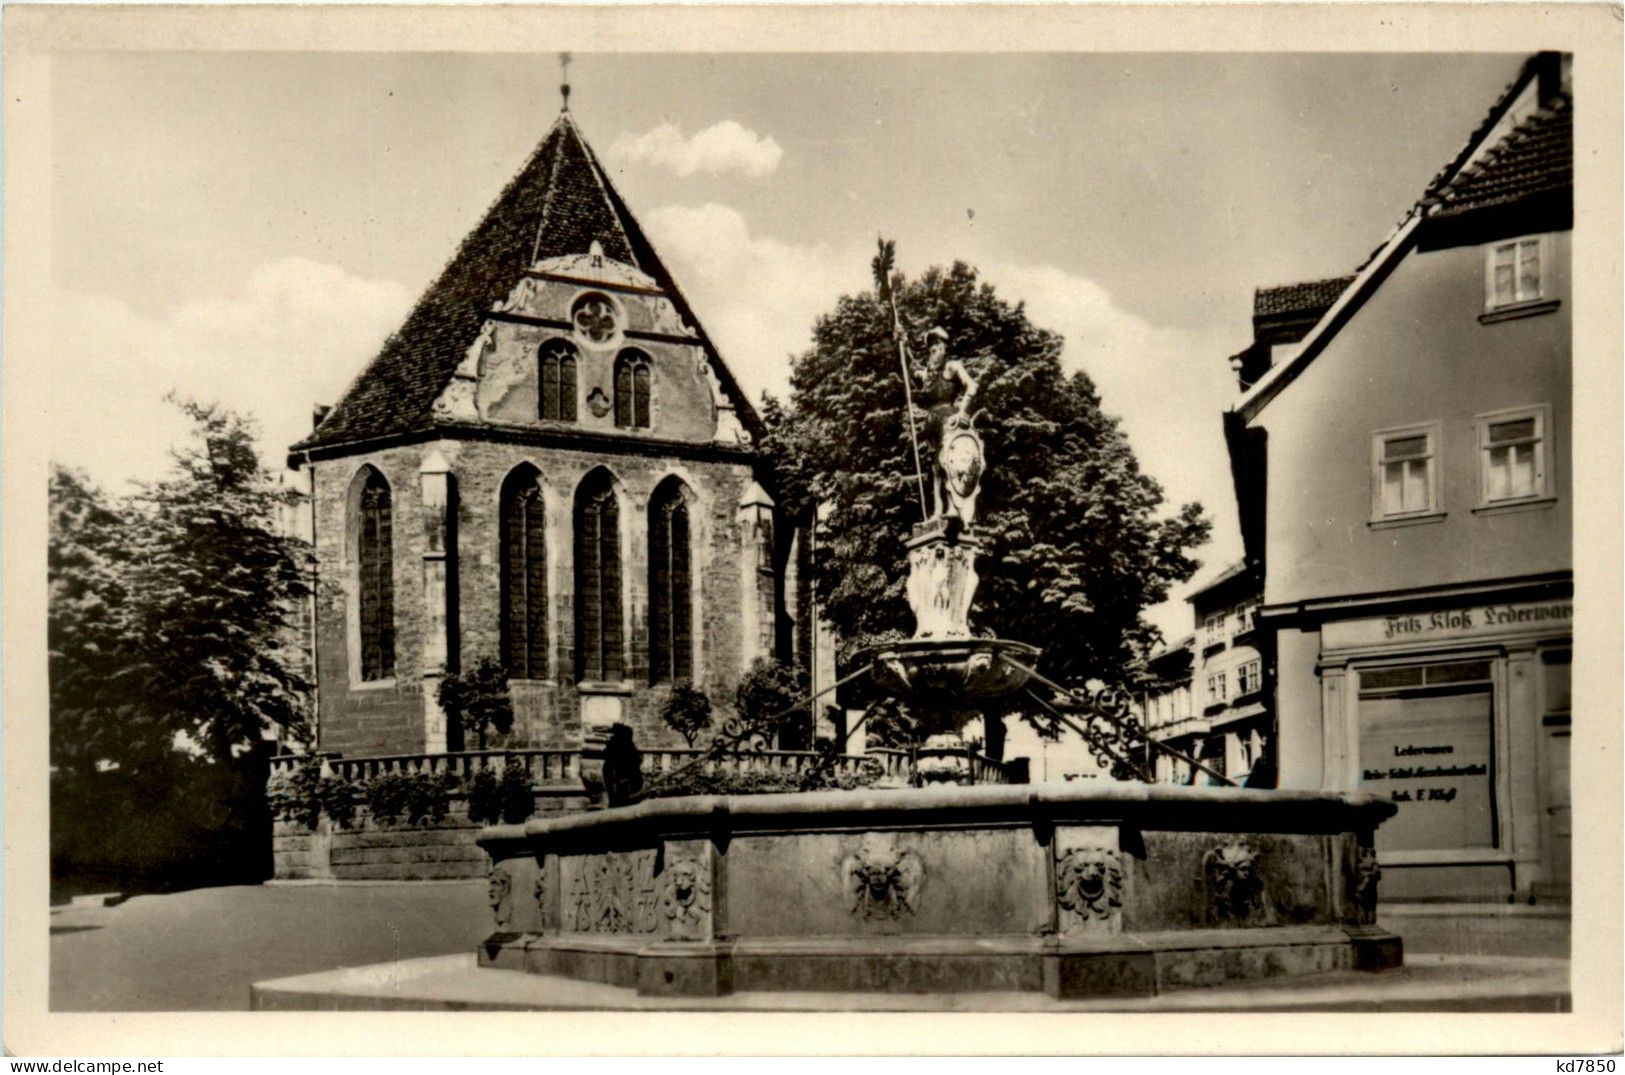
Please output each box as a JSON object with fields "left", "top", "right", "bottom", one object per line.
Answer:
{"left": 289, "top": 100, "right": 791, "bottom": 758}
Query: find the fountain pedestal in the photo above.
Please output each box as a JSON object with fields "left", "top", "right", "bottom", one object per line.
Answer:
{"left": 476, "top": 785, "right": 1401, "bottom": 998}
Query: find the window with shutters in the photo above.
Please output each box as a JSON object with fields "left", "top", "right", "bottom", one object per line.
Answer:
{"left": 574, "top": 469, "right": 623, "bottom": 682}
{"left": 614, "top": 349, "right": 652, "bottom": 430}
{"left": 501, "top": 465, "right": 548, "bottom": 679}
{"left": 539, "top": 339, "right": 578, "bottom": 423}
{"left": 1476, "top": 404, "right": 1553, "bottom": 508}
{"left": 1371, "top": 421, "right": 1442, "bottom": 524}
{"left": 356, "top": 466, "right": 396, "bottom": 682}
{"left": 648, "top": 478, "right": 693, "bottom": 684}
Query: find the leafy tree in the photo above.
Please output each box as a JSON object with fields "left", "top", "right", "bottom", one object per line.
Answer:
{"left": 763, "top": 261, "right": 1210, "bottom": 694}
{"left": 122, "top": 397, "right": 314, "bottom": 762}
{"left": 51, "top": 399, "right": 313, "bottom": 770}
{"left": 50, "top": 403, "right": 314, "bottom": 887}
{"left": 437, "top": 656, "right": 515, "bottom": 750}
{"left": 48, "top": 468, "right": 162, "bottom": 781}
{"left": 735, "top": 657, "right": 810, "bottom": 749}
{"left": 659, "top": 683, "right": 714, "bottom": 747}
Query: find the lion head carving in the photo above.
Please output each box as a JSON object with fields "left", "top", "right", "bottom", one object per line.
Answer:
{"left": 1056, "top": 847, "right": 1123, "bottom": 922}
{"left": 659, "top": 855, "right": 712, "bottom": 938}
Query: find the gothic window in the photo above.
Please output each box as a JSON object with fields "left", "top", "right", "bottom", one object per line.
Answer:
{"left": 574, "top": 469, "right": 623, "bottom": 682}
{"left": 356, "top": 466, "right": 395, "bottom": 681}
{"left": 648, "top": 479, "right": 693, "bottom": 684}
{"left": 500, "top": 466, "right": 548, "bottom": 679}
{"left": 614, "top": 350, "right": 652, "bottom": 430}
{"left": 539, "top": 339, "right": 578, "bottom": 422}
{"left": 754, "top": 518, "right": 775, "bottom": 658}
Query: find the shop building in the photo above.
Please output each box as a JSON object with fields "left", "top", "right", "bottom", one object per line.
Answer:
{"left": 1223, "top": 52, "right": 1572, "bottom": 901}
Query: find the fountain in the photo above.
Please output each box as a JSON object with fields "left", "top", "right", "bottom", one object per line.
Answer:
{"left": 471, "top": 254, "right": 1402, "bottom": 1000}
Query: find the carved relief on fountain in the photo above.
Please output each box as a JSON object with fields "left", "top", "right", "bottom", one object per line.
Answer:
{"left": 842, "top": 836, "right": 925, "bottom": 920}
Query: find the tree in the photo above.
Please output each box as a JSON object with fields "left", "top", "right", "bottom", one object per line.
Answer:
{"left": 48, "top": 467, "right": 161, "bottom": 781}
{"left": 735, "top": 657, "right": 810, "bottom": 750}
{"left": 763, "top": 261, "right": 1210, "bottom": 692}
{"left": 48, "top": 399, "right": 314, "bottom": 888}
{"left": 659, "top": 683, "right": 714, "bottom": 747}
{"left": 437, "top": 656, "right": 515, "bottom": 750}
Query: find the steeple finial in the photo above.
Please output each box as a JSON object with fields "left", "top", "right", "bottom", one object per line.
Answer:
{"left": 559, "top": 52, "right": 572, "bottom": 112}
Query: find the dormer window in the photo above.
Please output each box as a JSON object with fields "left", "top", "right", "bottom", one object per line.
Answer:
{"left": 571, "top": 291, "right": 622, "bottom": 347}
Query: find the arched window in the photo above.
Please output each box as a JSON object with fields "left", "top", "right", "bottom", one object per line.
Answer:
{"left": 614, "top": 349, "right": 652, "bottom": 430}
{"left": 539, "top": 339, "right": 578, "bottom": 422}
{"left": 574, "top": 469, "right": 623, "bottom": 682}
{"left": 356, "top": 466, "right": 395, "bottom": 681}
{"left": 500, "top": 466, "right": 548, "bottom": 679}
{"left": 648, "top": 478, "right": 693, "bottom": 684}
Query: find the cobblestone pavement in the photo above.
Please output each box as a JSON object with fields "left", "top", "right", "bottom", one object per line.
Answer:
{"left": 49, "top": 881, "right": 1570, "bottom": 1011}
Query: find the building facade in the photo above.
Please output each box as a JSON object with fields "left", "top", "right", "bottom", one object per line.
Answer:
{"left": 289, "top": 108, "right": 795, "bottom": 758}
{"left": 1136, "top": 562, "right": 1270, "bottom": 786}
{"left": 1225, "top": 53, "right": 1572, "bottom": 901}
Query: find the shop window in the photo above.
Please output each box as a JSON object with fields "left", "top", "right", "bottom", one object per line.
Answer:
{"left": 1371, "top": 422, "right": 1441, "bottom": 522}
{"left": 539, "top": 339, "right": 578, "bottom": 422}
{"left": 1357, "top": 659, "right": 1496, "bottom": 853}
{"left": 1485, "top": 236, "right": 1547, "bottom": 311}
{"left": 1476, "top": 405, "right": 1552, "bottom": 507}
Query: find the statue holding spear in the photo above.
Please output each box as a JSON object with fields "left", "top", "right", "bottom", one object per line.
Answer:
{"left": 872, "top": 239, "right": 983, "bottom": 529}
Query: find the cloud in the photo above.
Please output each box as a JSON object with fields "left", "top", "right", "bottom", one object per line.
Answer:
{"left": 977, "top": 260, "right": 1244, "bottom": 636}
{"left": 611, "top": 121, "right": 784, "bottom": 179}
{"left": 45, "top": 257, "right": 413, "bottom": 490}
{"left": 643, "top": 202, "right": 865, "bottom": 402}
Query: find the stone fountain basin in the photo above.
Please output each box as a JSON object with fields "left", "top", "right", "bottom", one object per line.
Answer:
{"left": 855, "top": 637, "right": 1041, "bottom": 706}
{"left": 476, "top": 783, "right": 1401, "bottom": 999}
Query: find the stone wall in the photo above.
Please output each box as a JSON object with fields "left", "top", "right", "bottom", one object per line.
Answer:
{"left": 272, "top": 789, "right": 588, "bottom": 882}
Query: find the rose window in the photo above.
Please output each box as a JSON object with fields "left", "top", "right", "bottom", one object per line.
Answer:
{"left": 571, "top": 293, "right": 620, "bottom": 345}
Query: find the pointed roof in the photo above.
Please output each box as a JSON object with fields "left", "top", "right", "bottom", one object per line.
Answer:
{"left": 1233, "top": 52, "right": 1571, "bottom": 425}
{"left": 292, "top": 113, "right": 761, "bottom": 456}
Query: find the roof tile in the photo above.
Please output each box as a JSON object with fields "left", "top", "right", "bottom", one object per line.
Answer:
{"left": 293, "top": 114, "right": 758, "bottom": 455}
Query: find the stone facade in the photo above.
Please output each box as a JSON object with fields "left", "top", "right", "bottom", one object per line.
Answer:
{"left": 309, "top": 438, "right": 769, "bottom": 756}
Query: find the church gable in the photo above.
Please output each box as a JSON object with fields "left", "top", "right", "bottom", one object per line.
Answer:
{"left": 431, "top": 245, "right": 749, "bottom": 444}
{"left": 292, "top": 112, "right": 759, "bottom": 460}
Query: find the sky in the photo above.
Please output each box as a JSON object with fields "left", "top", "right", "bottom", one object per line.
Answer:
{"left": 46, "top": 49, "right": 1525, "bottom": 648}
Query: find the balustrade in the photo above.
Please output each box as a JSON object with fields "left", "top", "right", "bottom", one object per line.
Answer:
{"left": 270, "top": 744, "right": 1010, "bottom": 788}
